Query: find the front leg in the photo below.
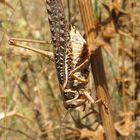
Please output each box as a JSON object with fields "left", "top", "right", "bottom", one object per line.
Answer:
{"left": 84, "top": 92, "right": 109, "bottom": 111}
{"left": 70, "top": 58, "right": 89, "bottom": 75}
{"left": 69, "top": 58, "right": 89, "bottom": 84}
{"left": 71, "top": 74, "right": 89, "bottom": 84}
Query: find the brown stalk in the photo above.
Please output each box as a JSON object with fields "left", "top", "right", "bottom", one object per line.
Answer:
{"left": 121, "top": 38, "right": 129, "bottom": 140}
{"left": 78, "top": 0, "right": 117, "bottom": 140}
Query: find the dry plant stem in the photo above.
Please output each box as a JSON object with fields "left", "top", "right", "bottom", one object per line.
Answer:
{"left": 34, "top": 109, "right": 48, "bottom": 140}
{"left": 121, "top": 39, "right": 127, "bottom": 113}
{"left": 121, "top": 37, "right": 128, "bottom": 140}
{"left": 0, "top": 125, "right": 36, "bottom": 140}
{"left": 42, "top": 71, "right": 62, "bottom": 119}
{"left": 78, "top": 1, "right": 117, "bottom": 140}
{"left": 67, "top": 0, "right": 71, "bottom": 23}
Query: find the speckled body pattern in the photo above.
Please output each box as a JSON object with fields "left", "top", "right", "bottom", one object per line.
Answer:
{"left": 46, "top": 0, "right": 73, "bottom": 85}
{"left": 46, "top": 0, "right": 90, "bottom": 109}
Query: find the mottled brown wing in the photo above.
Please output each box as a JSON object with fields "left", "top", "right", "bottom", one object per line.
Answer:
{"left": 70, "top": 26, "right": 87, "bottom": 65}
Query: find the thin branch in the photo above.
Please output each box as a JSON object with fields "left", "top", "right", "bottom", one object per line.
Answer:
{"left": 0, "top": 125, "right": 36, "bottom": 140}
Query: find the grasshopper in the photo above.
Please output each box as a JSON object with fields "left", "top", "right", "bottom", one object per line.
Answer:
{"left": 9, "top": 0, "right": 98, "bottom": 109}
{"left": 46, "top": 0, "right": 96, "bottom": 109}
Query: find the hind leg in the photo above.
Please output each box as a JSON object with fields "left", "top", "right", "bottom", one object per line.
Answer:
{"left": 9, "top": 38, "right": 54, "bottom": 61}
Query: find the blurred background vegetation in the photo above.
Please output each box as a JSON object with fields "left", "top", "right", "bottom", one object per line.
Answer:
{"left": 0, "top": 0, "right": 139, "bottom": 140}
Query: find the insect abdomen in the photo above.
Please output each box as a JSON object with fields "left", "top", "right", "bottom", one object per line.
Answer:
{"left": 46, "top": 0, "right": 72, "bottom": 85}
